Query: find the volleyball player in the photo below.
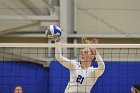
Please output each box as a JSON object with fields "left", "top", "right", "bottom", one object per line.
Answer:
{"left": 55, "top": 37, "right": 105, "bottom": 93}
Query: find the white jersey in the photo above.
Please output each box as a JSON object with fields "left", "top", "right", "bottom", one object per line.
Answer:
{"left": 55, "top": 42, "right": 105, "bottom": 93}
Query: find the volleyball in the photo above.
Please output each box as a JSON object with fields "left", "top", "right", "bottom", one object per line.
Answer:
{"left": 45, "top": 25, "right": 62, "bottom": 39}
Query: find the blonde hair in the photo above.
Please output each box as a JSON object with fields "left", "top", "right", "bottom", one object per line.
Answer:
{"left": 82, "top": 37, "right": 90, "bottom": 44}
{"left": 81, "top": 37, "right": 96, "bottom": 55}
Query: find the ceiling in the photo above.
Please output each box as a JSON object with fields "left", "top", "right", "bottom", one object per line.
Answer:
{"left": 0, "top": 0, "right": 60, "bottom": 66}
{"left": 0, "top": 0, "right": 59, "bottom": 37}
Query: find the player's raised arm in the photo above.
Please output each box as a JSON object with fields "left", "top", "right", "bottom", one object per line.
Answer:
{"left": 45, "top": 25, "right": 75, "bottom": 69}
{"left": 95, "top": 50, "right": 105, "bottom": 76}
{"left": 55, "top": 38, "right": 75, "bottom": 69}
{"left": 92, "top": 39, "right": 105, "bottom": 76}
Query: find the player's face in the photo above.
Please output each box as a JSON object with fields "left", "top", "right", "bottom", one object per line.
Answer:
{"left": 14, "top": 86, "right": 23, "bottom": 93}
{"left": 81, "top": 48, "right": 94, "bottom": 64}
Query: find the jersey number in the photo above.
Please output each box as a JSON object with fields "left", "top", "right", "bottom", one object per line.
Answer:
{"left": 76, "top": 75, "right": 84, "bottom": 84}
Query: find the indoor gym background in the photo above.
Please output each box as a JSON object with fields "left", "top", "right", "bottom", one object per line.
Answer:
{"left": 0, "top": 0, "right": 140, "bottom": 93}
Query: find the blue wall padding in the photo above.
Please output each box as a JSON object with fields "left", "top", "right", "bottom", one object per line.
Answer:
{"left": 49, "top": 61, "right": 69, "bottom": 93}
{"left": 49, "top": 61, "right": 140, "bottom": 93}
{"left": 0, "top": 61, "right": 49, "bottom": 93}
{"left": 0, "top": 61, "right": 140, "bottom": 93}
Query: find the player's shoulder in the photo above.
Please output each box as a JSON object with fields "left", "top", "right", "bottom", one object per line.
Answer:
{"left": 88, "top": 66, "right": 95, "bottom": 70}
{"left": 87, "top": 66, "right": 97, "bottom": 72}
{"left": 70, "top": 59, "right": 80, "bottom": 68}
{"left": 71, "top": 59, "right": 79, "bottom": 65}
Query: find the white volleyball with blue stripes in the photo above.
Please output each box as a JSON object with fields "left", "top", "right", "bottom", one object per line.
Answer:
{"left": 45, "top": 25, "right": 62, "bottom": 39}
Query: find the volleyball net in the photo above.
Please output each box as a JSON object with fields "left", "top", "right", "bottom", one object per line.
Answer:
{"left": 0, "top": 43, "right": 140, "bottom": 93}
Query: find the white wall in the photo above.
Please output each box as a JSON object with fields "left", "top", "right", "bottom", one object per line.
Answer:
{"left": 77, "top": 0, "right": 140, "bottom": 36}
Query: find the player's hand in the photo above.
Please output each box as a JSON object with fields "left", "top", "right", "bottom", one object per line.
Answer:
{"left": 54, "top": 35, "right": 61, "bottom": 42}
{"left": 90, "top": 39, "right": 99, "bottom": 52}
{"left": 90, "top": 39, "right": 99, "bottom": 44}
{"left": 49, "top": 32, "right": 61, "bottom": 42}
